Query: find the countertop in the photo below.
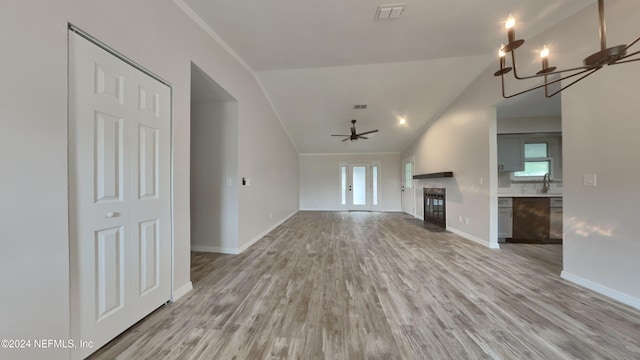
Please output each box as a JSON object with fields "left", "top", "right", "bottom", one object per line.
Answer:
{"left": 498, "top": 193, "right": 562, "bottom": 198}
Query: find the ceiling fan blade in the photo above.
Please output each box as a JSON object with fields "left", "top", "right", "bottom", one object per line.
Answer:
{"left": 356, "top": 129, "right": 379, "bottom": 136}
{"left": 358, "top": 136, "right": 368, "bottom": 139}
{"left": 331, "top": 134, "right": 350, "bottom": 137}
{"left": 341, "top": 137, "right": 350, "bottom": 142}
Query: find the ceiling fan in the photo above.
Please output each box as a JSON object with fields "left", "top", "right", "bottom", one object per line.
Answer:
{"left": 331, "top": 119, "right": 379, "bottom": 142}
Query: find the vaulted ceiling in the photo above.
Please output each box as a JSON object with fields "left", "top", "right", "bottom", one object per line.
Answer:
{"left": 181, "top": 0, "right": 594, "bottom": 153}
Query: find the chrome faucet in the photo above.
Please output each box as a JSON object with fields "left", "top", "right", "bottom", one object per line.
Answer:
{"left": 542, "top": 173, "right": 551, "bottom": 193}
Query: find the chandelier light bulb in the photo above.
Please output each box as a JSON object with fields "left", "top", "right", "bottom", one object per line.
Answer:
{"left": 540, "top": 46, "right": 550, "bottom": 58}
{"left": 505, "top": 15, "right": 516, "bottom": 30}
{"left": 498, "top": 45, "right": 506, "bottom": 58}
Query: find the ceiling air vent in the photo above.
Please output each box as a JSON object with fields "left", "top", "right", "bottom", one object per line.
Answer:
{"left": 375, "top": 4, "right": 406, "bottom": 21}
{"left": 354, "top": 104, "right": 367, "bottom": 109}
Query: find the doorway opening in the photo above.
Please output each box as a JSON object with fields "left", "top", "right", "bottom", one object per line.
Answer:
{"left": 190, "top": 63, "right": 239, "bottom": 255}
{"left": 494, "top": 87, "right": 563, "bottom": 271}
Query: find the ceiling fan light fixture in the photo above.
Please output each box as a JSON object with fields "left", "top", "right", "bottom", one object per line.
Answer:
{"left": 494, "top": 0, "right": 640, "bottom": 98}
{"left": 330, "top": 119, "right": 378, "bottom": 142}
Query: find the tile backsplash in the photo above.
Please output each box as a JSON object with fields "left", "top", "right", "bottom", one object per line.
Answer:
{"left": 497, "top": 172, "right": 563, "bottom": 194}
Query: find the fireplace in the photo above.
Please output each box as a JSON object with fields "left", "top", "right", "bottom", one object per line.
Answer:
{"left": 424, "top": 188, "right": 446, "bottom": 228}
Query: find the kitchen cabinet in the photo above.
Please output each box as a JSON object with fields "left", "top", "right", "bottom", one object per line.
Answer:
{"left": 512, "top": 197, "right": 550, "bottom": 242}
{"left": 498, "top": 197, "right": 512, "bottom": 241}
{"left": 497, "top": 135, "right": 524, "bottom": 172}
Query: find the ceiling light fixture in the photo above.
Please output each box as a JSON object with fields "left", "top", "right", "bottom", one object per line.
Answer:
{"left": 399, "top": 117, "right": 406, "bottom": 125}
{"left": 494, "top": 0, "right": 639, "bottom": 98}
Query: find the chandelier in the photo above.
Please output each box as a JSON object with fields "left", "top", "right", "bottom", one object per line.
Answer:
{"left": 494, "top": 0, "right": 640, "bottom": 98}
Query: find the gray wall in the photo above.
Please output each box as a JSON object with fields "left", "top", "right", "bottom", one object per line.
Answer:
{"left": 191, "top": 100, "right": 239, "bottom": 253}
{"left": 561, "top": 2, "right": 640, "bottom": 306}
{"left": 497, "top": 117, "right": 561, "bottom": 134}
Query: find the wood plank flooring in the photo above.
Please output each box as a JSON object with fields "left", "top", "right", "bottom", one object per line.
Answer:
{"left": 89, "top": 211, "right": 640, "bottom": 359}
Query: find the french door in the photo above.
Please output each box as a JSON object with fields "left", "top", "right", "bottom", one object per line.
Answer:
{"left": 340, "top": 162, "right": 378, "bottom": 211}
{"left": 69, "top": 31, "right": 172, "bottom": 359}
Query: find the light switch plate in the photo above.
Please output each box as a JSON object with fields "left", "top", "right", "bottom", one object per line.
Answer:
{"left": 583, "top": 173, "right": 597, "bottom": 187}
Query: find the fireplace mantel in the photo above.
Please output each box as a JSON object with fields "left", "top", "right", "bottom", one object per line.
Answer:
{"left": 413, "top": 172, "right": 453, "bottom": 180}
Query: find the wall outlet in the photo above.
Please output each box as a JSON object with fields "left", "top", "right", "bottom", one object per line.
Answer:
{"left": 479, "top": 177, "right": 484, "bottom": 186}
{"left": 465, "top": 217, "right": 470, "bottom": 225}
{"left": 458, "top": 215, "right": 463, "bottom": 223}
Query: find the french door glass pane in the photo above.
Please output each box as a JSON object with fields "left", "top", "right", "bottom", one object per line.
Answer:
{"left": 352, "top": 166, "right": 366, "bottom": 205}
{"left": 372, "top": 166, "right": 378, "bottom": 205}
{"left": 341, "top": 166, "right": 347, "bottom": 205}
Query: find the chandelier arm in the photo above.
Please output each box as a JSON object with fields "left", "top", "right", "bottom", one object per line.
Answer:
{"left": 544, "top": 68, "right": 601, "bottom": 98}
{"left": 622, "top": 36, "right": 640, "bottom": 52}
{"left": 501, "top": 74, "right": 551, "bottom": 99}
{"left": 501, "top": 68, "right": 598, "bottom": 99}
{"left": 612, "top": 49, "right": 640, "bottom": 64}
{"left": 509, "top": 48, "right": 594, "bottom": 80}
{"left": 610, "top": 57, "right": 640, "bottom": 65}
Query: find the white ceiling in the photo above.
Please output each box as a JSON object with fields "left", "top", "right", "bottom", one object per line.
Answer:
{"left": 182, "top": 0, "right": 594, "bottom": 153}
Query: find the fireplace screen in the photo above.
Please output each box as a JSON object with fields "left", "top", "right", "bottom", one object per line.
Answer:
{"left": 424, "top": 188, "right": 446, "bottom": 228}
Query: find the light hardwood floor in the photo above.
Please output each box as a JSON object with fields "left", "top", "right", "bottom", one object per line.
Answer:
{"left": 89, "top": 211, "right": 640, "bottom": 359}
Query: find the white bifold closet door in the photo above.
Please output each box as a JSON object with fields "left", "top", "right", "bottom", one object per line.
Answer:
{"left": 69, "top": 31, "right": 171, "bottom": 359}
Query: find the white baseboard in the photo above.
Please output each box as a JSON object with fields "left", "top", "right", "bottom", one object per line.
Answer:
{"left": 446, "top": 226, "right": 499, "bottom": 249}
{"left": 190, "top": 211, "right": 298, "bottom": 255}
{"left": 238, "top": 210, "right": 298, "bottom": 253}
{"left": 172, "top": 281, "right": 193, "bottom": 301}
{"left": 299, "top": 208, "right": 338, "bottom": 211}
{"left": 299, "top": 208, "right": 403, "bottom": 212}
{"left": 191, "top": 245, "right": 239, "bottom": 254}
{"left": 561, "top": 271, "right": 640, "bottom": 311}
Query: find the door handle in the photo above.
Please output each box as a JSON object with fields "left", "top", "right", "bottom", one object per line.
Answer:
{"left": 106, "top": 212, "right": 119, "bottom": 218}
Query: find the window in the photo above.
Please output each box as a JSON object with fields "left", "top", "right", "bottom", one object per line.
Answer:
{"left": 404, "top": 162, "right": 413, "bottom": 189}
{"left": 514, "top": 142, "right": 551, "bottom": 177}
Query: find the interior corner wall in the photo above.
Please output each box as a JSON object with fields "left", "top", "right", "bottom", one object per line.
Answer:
{"left": 236, "top": 99, "right": 300, "bottom": 251}
{"left": 560, "top": 1, "right": 640, "bottom": 308}
{"left": 190, "top": 101, "right": 239, "bottom": 253}
{"left": 1, "top": 0, "right": 298, "bottom": 358}
{"left": 299, "top": 153, "right": 402, "bottom": 211}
